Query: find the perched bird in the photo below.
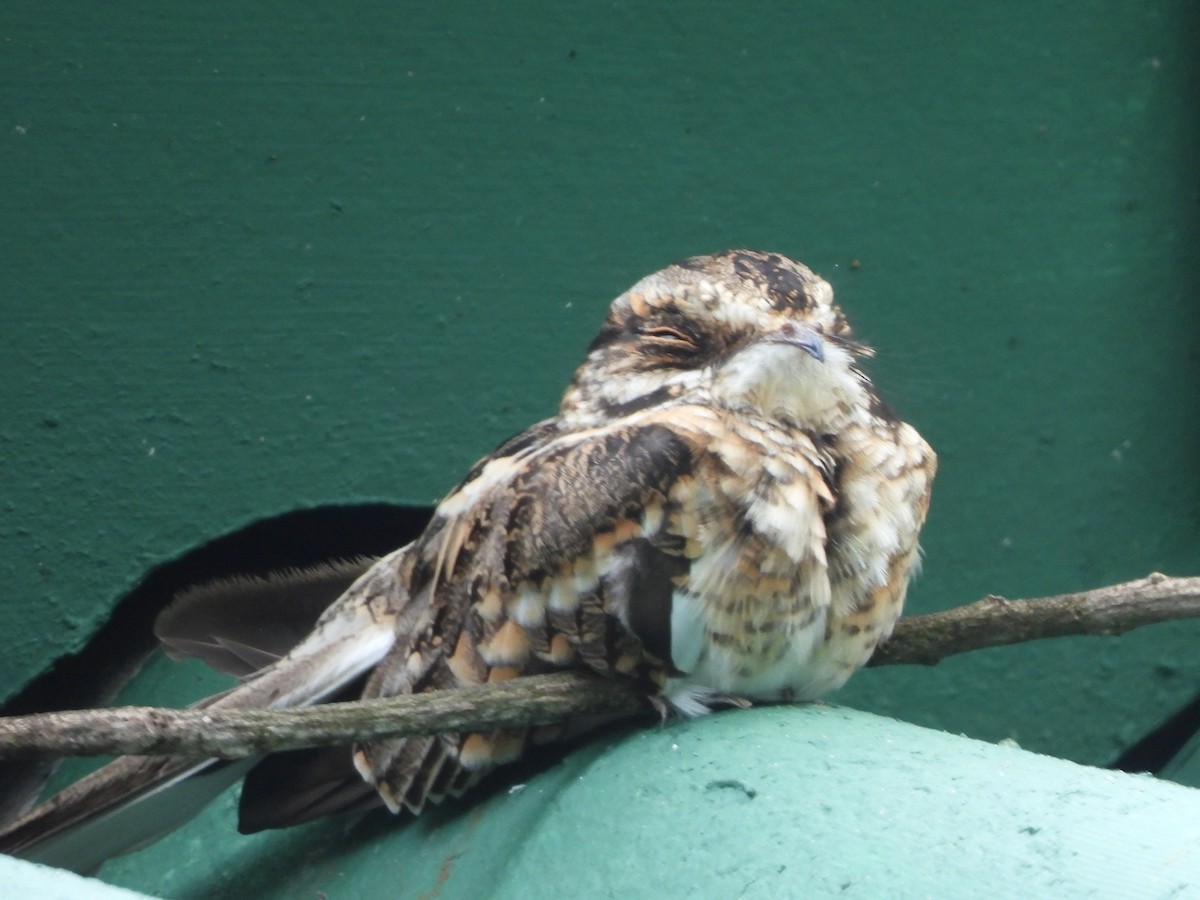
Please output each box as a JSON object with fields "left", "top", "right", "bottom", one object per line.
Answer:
{"left": 0, "top": 250, "right": 935, "bottom": 872}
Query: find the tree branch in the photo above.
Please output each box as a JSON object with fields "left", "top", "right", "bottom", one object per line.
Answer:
{"left": 0, "top": 573, "right": 1197, "bottom": 760}
{"left": 867, "top": 572, "right": 1200, "bottom": 666}
{"left": 0, "top": 673, "right": 647, "bottom": 760}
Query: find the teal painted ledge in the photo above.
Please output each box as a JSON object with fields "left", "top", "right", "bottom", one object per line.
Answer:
{"left": 82, "top": 704, "right": 1200, "bottom": 899}
{"left": 0, "top": 855, "right": 152, "bottom": 900}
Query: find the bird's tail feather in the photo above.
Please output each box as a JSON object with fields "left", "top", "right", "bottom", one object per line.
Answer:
{"left": 0, "top": 550, "right": 407, "bottom": 873}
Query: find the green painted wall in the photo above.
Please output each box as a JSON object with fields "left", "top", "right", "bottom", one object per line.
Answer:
{"left": 2, "top": 0, "right": 1199, "bottom": 892}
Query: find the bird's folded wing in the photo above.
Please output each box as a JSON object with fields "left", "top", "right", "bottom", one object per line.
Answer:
{"left": 347, "top": 410, "right": 712, "bottom": 815}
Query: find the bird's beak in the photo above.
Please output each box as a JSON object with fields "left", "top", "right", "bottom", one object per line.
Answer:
{"left": 768, "top": 325, "right": 825, "bottom": 363}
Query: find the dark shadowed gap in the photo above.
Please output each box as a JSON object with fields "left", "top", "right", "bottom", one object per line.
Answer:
{"left": 1111, "top": 691, "right": 1200, "bottom": 779}
{"left": 0, "top": 503, "right": 433, "bottom": 821}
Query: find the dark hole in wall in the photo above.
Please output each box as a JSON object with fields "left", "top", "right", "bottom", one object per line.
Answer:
{"left": 0, "top": 503, "right": 433, "bottom": 821}
{"left": 1111, "top": 691, "right": 1200, "bottom": 779}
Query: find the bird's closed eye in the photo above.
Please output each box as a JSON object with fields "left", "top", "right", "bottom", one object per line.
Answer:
{"left": 639, "top": 324, "right": 699, "bottom": 350}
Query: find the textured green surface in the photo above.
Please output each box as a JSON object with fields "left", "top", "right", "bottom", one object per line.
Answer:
{"left": 93, "top": 706, "right": 1200, "bottom": 899}
{"left": 2, "top": 0, "right": 1199, "bottom": 893}
{"left": 0, "top": 855, "right": 152, "bottom": 900}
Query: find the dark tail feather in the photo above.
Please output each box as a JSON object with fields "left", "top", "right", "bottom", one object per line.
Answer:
{"left": 237, "top": 746, "right": 382, "bottom": 833}
{"left": 155, "top": 557, "right": 376, "bottom": 678}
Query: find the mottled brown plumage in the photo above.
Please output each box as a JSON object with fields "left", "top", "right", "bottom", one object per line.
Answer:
{"left": 0, "top": 250, "right": 935, "bottom": 872}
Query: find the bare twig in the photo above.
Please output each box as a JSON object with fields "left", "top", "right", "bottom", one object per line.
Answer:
{"left": 868, "top": 572, "right": 1200, "bottom": 666}
{"left": 0, "top": 573, "right": 1196, "bottom": 760}
{"left": 0, "top": 673, "right": 645, "bottom": 760}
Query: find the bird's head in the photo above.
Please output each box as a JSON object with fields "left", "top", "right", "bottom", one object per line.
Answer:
{"left": 560, "top": 250, "right": 875, "bottom": 431}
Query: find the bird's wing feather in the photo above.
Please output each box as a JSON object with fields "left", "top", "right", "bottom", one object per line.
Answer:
{"left": 346, "top": 409, "right": 710, "bottom": 815}
{"left": 5, "top": 755, "right": 257, "bottom": 874}
{"left": 231, "top": 415, "right": 696, "bottom": 830}
{"left": 155, "top": 557, "right": 377, "bottom": 677}
{"left": 0, "top": 548, "right": 411, "bottom": 870}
